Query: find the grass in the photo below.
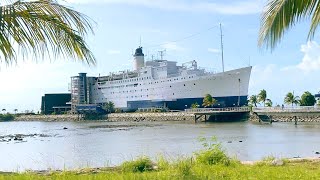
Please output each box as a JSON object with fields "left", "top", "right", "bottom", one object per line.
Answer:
{"left": 1, "top": 160, "right": 320, "bottom": 179}
{"left": 1, "top": 137, "right": 320, "bottom": 179}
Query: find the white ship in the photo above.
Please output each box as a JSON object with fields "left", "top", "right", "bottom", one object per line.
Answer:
{"left": 70, "top": 46, "right": 252, "bottom": 111}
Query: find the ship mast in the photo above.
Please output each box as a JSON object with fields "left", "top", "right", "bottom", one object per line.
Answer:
{"left": 220, "top": 23, "right": 225, "bottom": 72}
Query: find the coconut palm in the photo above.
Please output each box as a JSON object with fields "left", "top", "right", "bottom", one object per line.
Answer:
{"left": 259, "top": 0, "right": 320, "bottom": 49}
{"left": 284, "top": 92, "right": 300, "bottom": 107}
{"left": 249, "top": 95, "right": 258, "bottom": 107}
{"left": 0, "top": 0, "right": 95, "bottom": 65}
{"left": 265, "top": 99, "right": 273, "bottom": 107}
{"left": 258, "top": 89, "right": 267, "bottom": 107}
{"left": 202, "top": 94, "right": 218, "bottom": 108}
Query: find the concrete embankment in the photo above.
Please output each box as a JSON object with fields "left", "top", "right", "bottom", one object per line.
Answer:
{"left": 250, "top": 111, "right": 320, "bottom": 123}
{"left": 106, "top": 112, "right": 195, "bottom": 122}
{"left": 13, "top": 112, "right": 199, "bottom": 122}
{"left": 14, "top": 114, "right": 80, "bottom": 122}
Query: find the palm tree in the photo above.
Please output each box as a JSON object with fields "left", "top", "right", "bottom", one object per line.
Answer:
{"left": 0, "top": 0, "right": 95, "bottom": 65}
{"left": 202, "top": 94, "right": 217, "bottom": 108}
{"left": 259, "top": 0, "right": 320, "bottom": 49}
{"left": 103, "top": 101, "right": 115, "bottom": 113}
{"left": 249, "top": 95, "right": 258, "bottom": 107}
{"left": 284, "top": 92, "right": 300, "bottom": 107}
{"left": 265, "top": 99, "right": 273, "bottom": 107}
{"left": 258, "top": 89, "right": 267, "bottom": 107}
{"left": 2, "top": 109, "right": 6, "bottom": 114}
{"left": 14, "top": 109, "right": 18, "bottom": 114}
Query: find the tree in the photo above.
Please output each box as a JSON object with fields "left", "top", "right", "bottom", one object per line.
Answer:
{"left": 0, "top": 0, "right": 95, "bottom": 65}
{"left": 202, "top": 94, "right": 218, "bottom": 108}
{"left": 284, "top": 92, "right": 300, "bottom": 107}
{"left": 14, "top": 109, "right": 18, "bottom": 114}
{"left": 191, "top": 102, "right": 199, "bottom": 109}
{"left": 258, "top": 89, "right": 267, "bottom": 107}
{"left": 103, "top": 101, "right": 115, "bottom": 113}
{"left": 259, "top": 0, "right": 320, "bottom": 49}
{"left": 249, "top": 95, "right": 258, "bottom": 107}
{"left": 2, "top": 109, "right": 6, "bottom": 114}
{"left": 265, "top": 99, "right": 273, "bottom": 107}
{"left": 300, "top": 91, "right": 316, "bottom": 106}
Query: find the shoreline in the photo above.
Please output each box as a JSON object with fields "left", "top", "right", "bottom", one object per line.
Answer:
{"left": 10, "top": 113, "right": 320, "bottom": 123}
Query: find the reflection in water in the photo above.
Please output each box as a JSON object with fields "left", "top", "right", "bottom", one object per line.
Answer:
{"left": 0, "top": 121, "right": 320, "bottom": 171}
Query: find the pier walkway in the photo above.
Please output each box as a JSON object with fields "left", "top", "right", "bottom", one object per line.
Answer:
{"left": 185, "top": 107, "right": 250, "bottom": 122}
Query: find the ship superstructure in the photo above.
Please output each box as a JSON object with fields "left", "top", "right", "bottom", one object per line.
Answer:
{"left": 71, "top": 47, "right": 252, "bottom": 111}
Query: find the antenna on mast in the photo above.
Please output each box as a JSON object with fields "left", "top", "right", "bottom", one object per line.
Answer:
{"left": 158, "top": 50, "right": 166, "bottom": 60}
{"left": 220, "top": 23, "right": 225, "bottom": 72}
{"left": 139, "top": 36, "right": 142, "bottom": 47}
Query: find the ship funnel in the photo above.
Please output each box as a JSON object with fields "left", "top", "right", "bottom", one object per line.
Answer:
{"left": 133, "top": 47, "right": 145, "bottom": 71}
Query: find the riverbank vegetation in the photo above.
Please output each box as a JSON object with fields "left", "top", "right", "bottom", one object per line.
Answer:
{"left": 0, "top": 113, "right": 14, "bottom": 121}
{"left": 1, "top": 137, "right": 320, "bottom": 179}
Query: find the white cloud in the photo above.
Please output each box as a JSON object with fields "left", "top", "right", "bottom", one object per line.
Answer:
{"left": 208, "top": 48, "right": 220, "bottom": 53}
{"left": 64, "top": 0, "right": 263, "bottom": 15}
{"left": 296, "top": 41, "right": 320, "bottom": 72}
{"left": 107, "top": 50, "right": 121, "bottom": 55}
{"left": 161, "top": 42, "right": 184, "bottom": 51}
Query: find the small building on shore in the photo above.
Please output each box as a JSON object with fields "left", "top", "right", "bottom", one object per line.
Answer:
{"left": 41, "top": 93, "right": 71, "bottom": 114}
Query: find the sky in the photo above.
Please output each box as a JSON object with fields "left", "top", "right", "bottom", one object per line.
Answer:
{"left": 1, "top": 0, "right": 320, "bottom": 113}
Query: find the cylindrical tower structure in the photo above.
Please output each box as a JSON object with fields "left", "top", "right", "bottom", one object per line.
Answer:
{"left": 133, "top": 47, "right": 144, "bottom": 71}
{"left": 71, "top": 73, "right": 87, "bottom": 106}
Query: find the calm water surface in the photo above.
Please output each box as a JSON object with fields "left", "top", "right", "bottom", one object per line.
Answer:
{"left": 0, "top": 120, "right": 320, "bottom": 171}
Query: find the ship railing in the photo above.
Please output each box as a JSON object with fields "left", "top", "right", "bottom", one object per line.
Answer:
{"left": 185, "top": 107, "right": 250, "bottom": 113}
{"left": 253, "top": 106, "right": 320, "bottom": 112}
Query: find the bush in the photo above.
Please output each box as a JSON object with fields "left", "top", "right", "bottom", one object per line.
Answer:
{"left": 194, "top": 136, "right": 231, "bottom": 166}
{"left": 121, "top": 156, "right": 153, "bottom": 173}
{"left": 0, "top": 114, "right": 15, "bottom": 121}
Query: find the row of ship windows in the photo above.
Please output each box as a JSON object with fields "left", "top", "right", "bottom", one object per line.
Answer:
{"left": 94, "top": 91, "right": 186, "bottom": 101}
{"left": 98, "top": 83, "right": 197, "bottom": 94}
{"left": 95, "top": 82, "right": 197, "bottom": 91}
{"left": 107, "top": 77, "right": 151, "bottom": 85}
{"left": 99, "top": 76, "right": 196, "bottom": 86}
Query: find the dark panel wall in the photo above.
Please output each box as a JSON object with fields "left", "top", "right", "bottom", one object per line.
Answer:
{"left": 41, "top": 94, "right": 71, "bottom": 114}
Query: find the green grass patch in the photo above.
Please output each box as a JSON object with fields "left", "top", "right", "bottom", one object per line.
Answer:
{"left": 120, "top": 156, "right": 153, "bottom": 173}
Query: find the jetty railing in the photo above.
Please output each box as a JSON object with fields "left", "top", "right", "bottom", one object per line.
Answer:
{"left": 185, "top": 107, "right": 250, "bottom": 113}
{"left": 253, "top": 106, "right": 320, "bottom": 112}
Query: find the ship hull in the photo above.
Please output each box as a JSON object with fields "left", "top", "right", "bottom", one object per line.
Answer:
{"left": 93, "top": 66, "right": 252, "bottom": 111}
{"left": 127, "top": 96, "right": 248, "bottom": 111}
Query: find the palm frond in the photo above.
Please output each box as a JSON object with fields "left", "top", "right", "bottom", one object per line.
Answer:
{"left": 258, "top": 0, "right": 320, "bottom": 49}
{"left": 0, "top": 0, "right": 95, "bottom": 65}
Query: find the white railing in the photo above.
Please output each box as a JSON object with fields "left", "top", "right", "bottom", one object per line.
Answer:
{"left": 253, "top": 106, "right": 320, "bottom": 112}
{"left": 185, "top": 107, "right": 250, "bottom": 113}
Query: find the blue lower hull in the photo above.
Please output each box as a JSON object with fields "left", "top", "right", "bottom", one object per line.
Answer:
{"left": 127, "top": 96, "right": 248, "bottom": 111}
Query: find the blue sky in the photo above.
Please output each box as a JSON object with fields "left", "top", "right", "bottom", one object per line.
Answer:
{"left": 1, "top": 0, "right": 320, "bottom": 112}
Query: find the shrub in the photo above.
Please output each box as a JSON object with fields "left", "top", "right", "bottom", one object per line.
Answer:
{"left": 194, "top": 136, "right": 231, "bottom": 166}
{"left": 121, "top": 156, "right": 153, "bottom": 173}
{"left": 0, "top": 114, "right": 15, "bottom": 121}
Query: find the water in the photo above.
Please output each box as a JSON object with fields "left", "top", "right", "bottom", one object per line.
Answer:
{"left": 0, "top": 120, "right": 320, "bottom": 171}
